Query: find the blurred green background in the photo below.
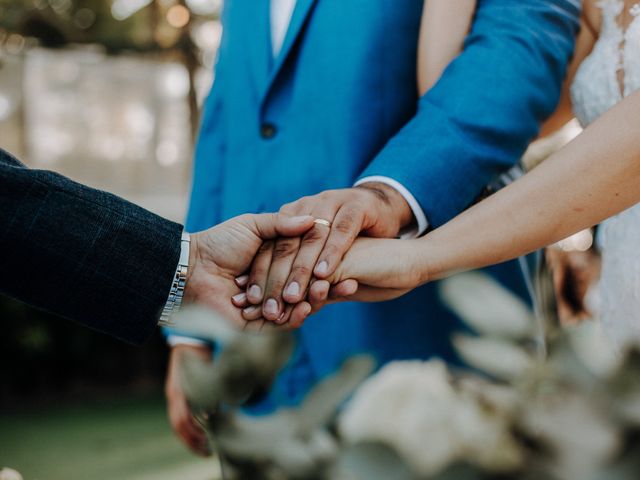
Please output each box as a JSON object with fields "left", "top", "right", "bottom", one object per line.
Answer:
{"left": 0, "top": 1, "right": 222, "bottom": 477}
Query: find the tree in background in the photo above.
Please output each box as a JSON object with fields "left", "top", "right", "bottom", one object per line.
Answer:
{"left": 0, "top": 0, "right": 220, "bottom": 137}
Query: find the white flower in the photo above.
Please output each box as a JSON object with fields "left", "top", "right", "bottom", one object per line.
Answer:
{"left": 0, "top": 468, "right": 23, "bottom": 480}
{"left": 338, "top": 360, "right": 522, "bottom": 475}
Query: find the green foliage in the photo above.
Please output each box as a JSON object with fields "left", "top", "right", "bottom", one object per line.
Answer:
{"left": 174, "top": 274, "right": 640, "bottom": 479}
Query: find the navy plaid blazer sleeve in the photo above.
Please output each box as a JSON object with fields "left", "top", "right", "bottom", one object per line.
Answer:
{"left": 0, "top": 149, "right": 182, "bottom": 345}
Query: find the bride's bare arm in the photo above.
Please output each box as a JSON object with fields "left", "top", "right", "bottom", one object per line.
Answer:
{"left": 417, "top": 0, "right": 476, "bottom": 95}
{"left": 329, "top": 90, "right": 640, "bottom": 302}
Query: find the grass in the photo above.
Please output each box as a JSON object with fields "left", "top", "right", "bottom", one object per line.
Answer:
{"left": 0, "top": 394, "right": 221, "bottom": 480}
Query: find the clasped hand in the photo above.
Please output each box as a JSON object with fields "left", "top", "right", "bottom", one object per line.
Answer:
{"left": 230, "top": 184, "right": 424, "bottom": 327}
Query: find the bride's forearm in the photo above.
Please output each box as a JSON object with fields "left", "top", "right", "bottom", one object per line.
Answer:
{"left": 418, "top": 90, "right": 640, "bottom": 283}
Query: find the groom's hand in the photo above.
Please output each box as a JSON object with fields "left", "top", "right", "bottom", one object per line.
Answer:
{"left": 184, "top": 213, "right": 316, "bottom": 330}
{"left": 239, "top": 184, "right": 415, "bottom": 322}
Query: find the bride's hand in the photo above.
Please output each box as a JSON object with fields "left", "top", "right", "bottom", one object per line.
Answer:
{"left": 313, "top": 237, "right": 428, "bottom": 305}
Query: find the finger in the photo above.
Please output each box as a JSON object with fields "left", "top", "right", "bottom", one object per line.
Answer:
{"left": 276, "top": 304, "right": 294, "bottom": 326}
{"left": 262, "top": 237, "right": 301, "bottom": 322}
{"left": 241, "top": 317, "right": 285, "bottom": 333}
{"left": 231, "top": 291, "right": 250, "bottom": 308}
{"left": 332, "top": 284, "right": 407, "bottom": 303}
{"left": 242, "top": 304, "right": 264, "bottom": 321}
{"left": 314, "top": 205, "right": 364, "bottom": 279}
{"left": 246, "top": 213, "right": 315, "bottom": 240}
{"left": 247, "top": 241, "right": 274, "bottom": 304}
{"left": 172, "top": 413, "right": 202, "bottom": 440}
{"left": 288, "top": 302, "right": 312, "bottom": 329}
{"left": 282, "top": 221, "right": 332, "bottom": 304}
{"left": 307, "top": 279, "right": 357, "bottom": 312}
{"left": 170, "top": 403, "right": 209, "bottom": 456}
{"left": 329, "top": 279, "right": 359, "bottom": 299}
{"left": 308, "top": 280, "right": 330, "bottom": 312}
{"left": 235, "top": 274, "right": 249, "bottom": 288}
{"left": 180, "top": 417, "right": 210, "bottom": 456}
{"left": 242, "top": 319, "right": 268, "bottom": 332}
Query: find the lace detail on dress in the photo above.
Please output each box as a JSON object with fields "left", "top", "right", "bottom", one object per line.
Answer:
{"left": 570, "top": 0, "right": 640, "bottom": 127}
{"left": 570, "top": 0, "right": 640, "bottom": 350}
{"left": 597, "top": 205, "right": 640, "bottom": 349}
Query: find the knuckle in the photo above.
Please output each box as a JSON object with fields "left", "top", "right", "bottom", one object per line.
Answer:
{"left": 250, "top": 265, "right": 268, "bottom": 281}
{"left": 302, "top": 227, "right": 325, "bottom": 244}
{"left": 273, "top": 239, "right": 298, "bottom": 259}
{"left": 322, "top": 243, "right": 342, "bottom": 259}
{"left": 234, "top": 213, "right": 248, "bottom": 224}
{"left": 335, "top": 215, "right": 357, "bottom": 235}
{"left": 348, "top": 201, "right": 366, "bottom": 214}
{"left": 267, "top": 279, "right": 286, "bottom": 294}
{"left": 257, "top": 241, "right": 273, "bottom": 254}
{"left": 279, "top": 202, "right": 297, "bottom": 214}
{"left": 317, "top": 190, "right": 338, "bottom": 203}
{"left": 292, "top": 264, "right": 312, "bottom": 278}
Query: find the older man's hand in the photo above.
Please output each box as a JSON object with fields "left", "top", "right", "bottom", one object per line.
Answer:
{"left": 185, "top": 213, "right": 317, "bottom": 330}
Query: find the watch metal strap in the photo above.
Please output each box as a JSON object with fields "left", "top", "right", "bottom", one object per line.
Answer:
{"left": 159, "top": 232, "right": 190, "bottom": 327}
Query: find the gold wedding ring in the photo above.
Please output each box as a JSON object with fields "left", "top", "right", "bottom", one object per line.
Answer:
{"left": 314, "top": 218, "right": 332, "bottom": 228}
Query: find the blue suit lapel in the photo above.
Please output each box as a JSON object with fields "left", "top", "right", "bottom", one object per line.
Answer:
{"left": 246, "top": 1, "right": 272, "bottom": 98}
{"left": 261, "top": 0, "right": 318, "bottom": 105}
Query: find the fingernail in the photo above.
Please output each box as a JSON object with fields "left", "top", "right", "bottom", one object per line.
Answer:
{"left": 243, "top": 305, "right": 260, "bottom": 315}
{"left": 264, "top": 298, "right": 279, "bottom": 316}
{"left": 285, "top": 282, "right": 300, "bottom": 298}
{"left": 232, "top": 292, "right": 246, "bottom": 304}
{"left": 248, "top": 285, "right": 262, "bottom": 299}
{"left": 276, "top": 311, "right": 287, "bottom": 325}
{"left": 236, "top": 275, "right": 249, "bottom": 287}
{"left": 303, "top": 304, "right": 312, "bottom": 317}
{"left": 316, "top": 261, "right": 329, "bottom": 276}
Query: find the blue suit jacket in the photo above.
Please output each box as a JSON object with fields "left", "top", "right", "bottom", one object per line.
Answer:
{"left": 186, "top": 0, "right": 580, "bottom": 412}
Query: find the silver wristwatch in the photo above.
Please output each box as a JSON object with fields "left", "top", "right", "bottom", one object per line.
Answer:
{"left": 159, "top": 232, "right": 191, "bottom": 327}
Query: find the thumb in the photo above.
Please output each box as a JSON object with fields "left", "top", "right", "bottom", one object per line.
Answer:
{"left": 248, "top": 213, "right": 315, "bottom": 240}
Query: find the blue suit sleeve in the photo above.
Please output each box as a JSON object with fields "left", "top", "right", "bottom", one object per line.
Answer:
{"left": 359, "top": 0, "right": 581, "bottom": 228}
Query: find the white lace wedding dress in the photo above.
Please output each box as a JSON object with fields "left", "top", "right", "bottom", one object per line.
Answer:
{"left": 570, "top": 0, "right": 640, "bottom": 348}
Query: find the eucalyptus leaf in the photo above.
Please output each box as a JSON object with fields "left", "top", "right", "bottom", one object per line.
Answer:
{"left": 429, "top": 462, "right": 485, "bottom": 480}
{"left": 440, "top": 272, "right": 535, "bottom": 340}
{"left": 520, "top": 391, "right": 621, "bottom": 480}
{"left": 566, "top": 322, "right": 621, "bottom": 379}
{"left": 178, "top": 349, "right": 221, "bottom": 411}
{"left": 297, "top": 355, "right": 376, "bottom": 436}
{"left": 213, "top": 411, "right": 337, "bottom": 478}
{"left": 453, "top": 335, "right": 534, "bottom": 382}
{"left": 330, "top": 442, "right": 415, "bottom": 480}
{"left": 612, "top": 391, "right": 640, "bottom": 426}
{"left": 213, "top": 333, "right": 295, "bottom": 405}
{"left": 172, "top": 305, "right": 240, "bottom": 344}
{"left": 206, "top": 357, "right": 373, "bottom": 478}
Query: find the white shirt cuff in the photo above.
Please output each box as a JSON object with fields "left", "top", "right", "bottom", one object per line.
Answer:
{"left": 355, "top": 176, "right": 429, "bottom": 238}
{"left": 166, "top": 335, "right": 209, "bottom": 347}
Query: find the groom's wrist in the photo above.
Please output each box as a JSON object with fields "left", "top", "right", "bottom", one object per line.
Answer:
{"left": 356, "top": 181, "right": 416, "bottom": 234}
{"left": 355, "top": 177, "right": 429, "bottom": 237}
